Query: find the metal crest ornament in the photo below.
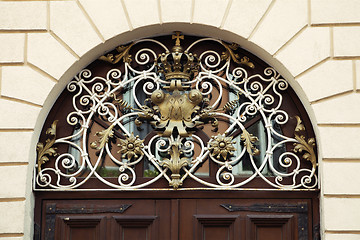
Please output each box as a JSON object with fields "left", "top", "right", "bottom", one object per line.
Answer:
{"left": 35, "top": 32, "right": 318, "bottom": 191}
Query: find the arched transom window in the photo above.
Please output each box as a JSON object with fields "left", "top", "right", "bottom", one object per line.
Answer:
{"left": 35, "top": 32, "right": 318, "bottom": 191}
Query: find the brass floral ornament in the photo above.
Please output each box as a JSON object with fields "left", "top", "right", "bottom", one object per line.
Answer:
{"left": 34, "top": 32, "right": 318, "bottom": 190}
{"left": 209, "top": 134, "right": 236, "bottom": 160}
{"left": 118, "top": 133, "right": 144, "bottom": 161}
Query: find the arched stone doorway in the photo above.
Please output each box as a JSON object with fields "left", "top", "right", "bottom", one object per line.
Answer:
{"left": 33, "top": 32, "right": 319, "bottom": 239}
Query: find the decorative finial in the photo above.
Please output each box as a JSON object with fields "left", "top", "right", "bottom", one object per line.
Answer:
{"left": 172, "top": 31, "right": 184, "bottom": 46}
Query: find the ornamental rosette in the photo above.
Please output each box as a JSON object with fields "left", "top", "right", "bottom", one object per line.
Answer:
{"left": 117, "top": 133, "right": 144, "bottom": 161}
{"left": 209, "top": 134, "right": 236, "bottom": 160}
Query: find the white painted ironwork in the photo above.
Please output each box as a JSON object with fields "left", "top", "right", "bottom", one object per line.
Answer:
{"left": 34, "top": 35, "right": 318, "bottom": 191}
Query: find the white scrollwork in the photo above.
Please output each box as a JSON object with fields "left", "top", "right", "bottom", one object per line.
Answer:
{"left": 35, "top": 34, "right": 318, "bottom": 191}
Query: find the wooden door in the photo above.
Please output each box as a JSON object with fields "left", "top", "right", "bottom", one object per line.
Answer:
{"left": 39, "top": 196, "right": 317, "bottom": 240}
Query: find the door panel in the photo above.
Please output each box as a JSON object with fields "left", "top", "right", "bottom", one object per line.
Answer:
{"left": 43, "top": 200, "right": 170, "bottom": 240}
{"left": 246, "top": 214, "right": 295, "bottom": 240}
{"left": 179, "top": 199, "right": 312, "bottom": 240}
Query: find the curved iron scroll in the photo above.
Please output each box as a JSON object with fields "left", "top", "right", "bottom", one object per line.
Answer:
{"left": 35, "top": 32, "right": 318, "bottom": 190}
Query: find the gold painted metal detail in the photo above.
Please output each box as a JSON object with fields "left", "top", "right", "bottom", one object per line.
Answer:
{"left": 293, "top": 116, "right": 317, "bottom": 169}
{"left": 36, "top": 120, "right": 58, "bottom": 173}
{"left": 241, "top": 129, "right": 260, "bottom": 156}
{"left": 118, "top": 133, "right": 144, "bottom": 161}
{"left": 91, "top": 125, "right": 115, "bottom": 150}
{"left": 161, "top": 138, "right": 188, "bottom": 189}
{"left": 150, "top": 88, "right": 202, "bottom": 137}
{"left": 209, "top": 134, "right": 236, "bottom": 160}
{"left": 99, "top": 43, "right": 133, "bottom": 64}
{"left": 221, "top": 42, "right": 255, "bottom": 68}
{"left": 156, "top": 32, "right": 199, "bottom": 81}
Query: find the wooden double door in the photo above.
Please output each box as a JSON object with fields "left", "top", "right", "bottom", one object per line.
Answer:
{"left": 36, "top": 192, "right": 319, "bottom": 240}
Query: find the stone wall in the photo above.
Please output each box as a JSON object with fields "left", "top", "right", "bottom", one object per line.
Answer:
{"left": 0, "top": 0, "right": 359, "bottom": 239}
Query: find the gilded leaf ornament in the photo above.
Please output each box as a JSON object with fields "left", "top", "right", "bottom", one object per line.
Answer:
{"left": 293, "top": 116, "right": 317, "bottom": 169}
{"left": 91, "top": 125, "right": 115, "bottom": 150}
{"left": 241, "top": 129, "right": 260, "bottom": 156}
{"left": 36, "top": 120, "right": 58, "bottom": 173}
{"left": 99, "top": 43, "right": 133, "bottom": 64}
{"left": 221, "top": 42, "right": 255, "bottom": 68}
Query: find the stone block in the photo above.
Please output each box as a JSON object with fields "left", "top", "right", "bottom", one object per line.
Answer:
{"left": 50, "top": 1, "right": 102, "bottom": 57}
{"left": 250, "top": 0, "right": 307, "bottom": 55}
{"left": 0, "top": 99, "right": 40, "bottom": 129}
{"left": 334, "top": 26, "right": 360, "bottom": 57}
{"left": 318, "top": 126, "right": 360, "bottom": 159}
{"left": 223, "top": 0, "right": 271, "bottom": 39}
{"left": 0, "top": 166, "right": 28, "bottom": 198}
{"left": 322, "top": 161, "right": 360, "bottom": 194}
{"left": 79, "top": 0, "right": 129, "bottom": 40}
{"left": 0, "top": 34, "right": 24, "bottom": 63}
{"left": 28, "top": 33, "right": 77, "bottom": 80}
{"left": 161, "top": 0, "right": 192, "bottom": 23}
{"left": 0, "top": 201, "right": 25, "bottom": 233}
{"left": 0, "top": 1, "right": 46, "bottom": 30}
{"left": 296, "top": 60, "right": 353, "bottom": 102}
{"left": 357, "top": 61, "right": 360, "bottom": 90}
{"left": 312, "top": 93, "right": 360, "bottom": 124}
{"left": 0, "top": 132, "right": 33, "bottom": 163}
{"left": 2, "top": 66, "right": 55, "bottom": 106}
{"left": 123, "top": 0, "right": 160, "bottom": 29}
{"left": 312, "top": 0, "right": 360, "bottom": 24}
{"left": 323, "top": 197, "right": 360, "bottom": 231}
{"left": 325, "top": 233, "right": 360, "bottom": 240}
{"left": 275, "top": 27, "right": 330, "bottom": 76}
{"left": 192, "top": 0, "right": 229, "bottom": 27}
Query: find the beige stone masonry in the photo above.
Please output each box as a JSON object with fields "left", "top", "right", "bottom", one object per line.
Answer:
{"left": 27, "top": 33, "right": 78, "bottom": 80}
{"left": 323, "top": 197, "right": 360, "bottom": 231}
{"left": 0, "top": 166, "right": 28, "bottom": 198}
{"left": 222, "top": 0, "right": 272, "bottom": 39}
{"left": 334, "top": 27, "right": 360, "bottom": 57}
{"left": 79, "top": 0, "right": 130, "bottom": 40}
{"left": 275, "top": 27, "right": 330, "bottom": 76}
{"left": 0, "top": 99, "right": 40, "bottom": 129}
{"left": 192, "top": 0, "right": 229, "bottom": 27}
{"left": 50, "top": 1, "right": 102, "bottom": 57}
{"left": 2, "top": 66, "right": 55, "bottom": 106}
{"left": 296, "top": 60, "right": 353, "bottom": 102}
{"left": 123, "top": 0, "right": 160, "bottom": 29}
{"left": 160, "top": 0, "right": 192, "bottom": 23}
{"left": 0, "top": 201, "right": 25, "bottom": 233}
{"left": 312, "top": 93, "right": 360, "bottom": 124}
{"left": 356, "top": 61, "right": 360, "bottom": 90}
{"left": 0, "top": 34, "right": 25, "bottom": 64}
{"left": 0, "top": 132, "right": 33, "bottom": 163}
{"left": 322, "top": 161, "right": 360, "bottom": 195}
{"left": 325, "top": 233, "right": 360, "bottom": 240}
{"left": 311, "top": 0, "right": 360, "bottom": 25}
{"left": 250, "top": 0, "right": 307, "bottom": 55}
{"left": 0, "top": 1, "right": 47, "bottom": 30}
{"left": 318, "top": 126, "right": 360, "bottom": 159}
{"left": 0, "top": 237, "right": 23, "bottom": 240}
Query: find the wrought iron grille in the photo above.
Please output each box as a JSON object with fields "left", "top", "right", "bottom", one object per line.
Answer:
{"left": 35, "top": 33, "right": 318, "bottom": 190}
